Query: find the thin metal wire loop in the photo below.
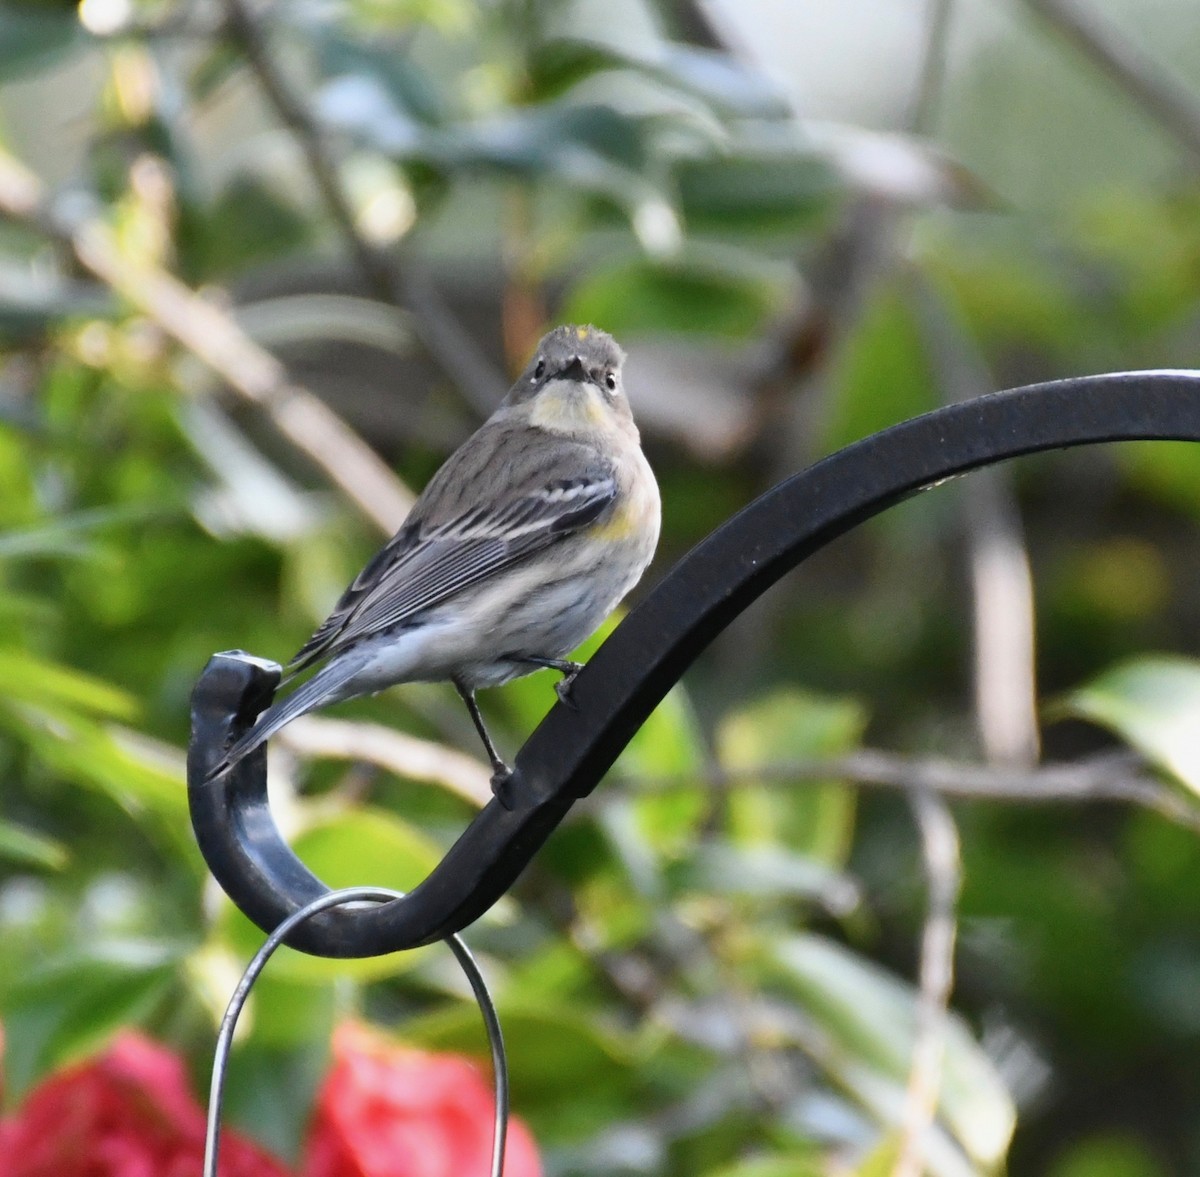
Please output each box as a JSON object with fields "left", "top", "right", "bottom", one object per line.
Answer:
{"left": 202, "top": 886, "right": 509, "bottom": 1177}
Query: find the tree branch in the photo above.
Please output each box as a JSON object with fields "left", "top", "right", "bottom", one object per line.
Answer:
{"left": 279, "top": 715, "right": 492, "bottom": 807}
{"left": 909, "top": 271, "right": 1040, "bottom": 767}
{"left": 219, "top": 0, "right": 507, "bottom": 416}
{"left": 0, "top": 146, "right": 413, "bottom": 535}
{"left": 897, "top": 789, "right": 962, "bottom": 1177}
{"left": 621, "top": 749, "right": 1200, "bottom": 834}
{"left": 220, "top": 0, "right": 395, "bottom": 303}
{"left": 1021, "top": 0, "right": 1200, "bottom": 164}
{"left": 907, "top": 0, "right": 956, "bottom": 135}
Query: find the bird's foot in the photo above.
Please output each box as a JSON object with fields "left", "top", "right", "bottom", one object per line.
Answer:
{"left": 490, "top": 764, "right": 517, "bottom": 810}
{"left": 554, "top": 669, "right": 581, "bottom": 711}
{"left": 549, "top": 662, "right": 583, "bottom": 705}
{"left": 518, "top": 656, "right": 584, "bottom": 709}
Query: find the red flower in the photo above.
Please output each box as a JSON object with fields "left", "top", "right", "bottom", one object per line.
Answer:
{"left": 0, "top": 1031, "right": 291, "bottom": 1177}
{"left": 303, "top": 1023, "right": 541, "bottom": 1177}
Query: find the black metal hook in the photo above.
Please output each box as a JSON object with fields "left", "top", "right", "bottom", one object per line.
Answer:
{"left": 188, "top": 369, "right": 1200, "bottom": 956}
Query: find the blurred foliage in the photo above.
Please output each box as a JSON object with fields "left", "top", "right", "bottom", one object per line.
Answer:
{"left": 2, "top": 0, "right": 1200, "bottom": 1175}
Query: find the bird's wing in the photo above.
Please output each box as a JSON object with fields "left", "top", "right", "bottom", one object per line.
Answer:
{"left": 289, "top": 469, "right": 617, "bottom": 670}
{"left": 288, "top": 520, "right": 423, "bottom": 672}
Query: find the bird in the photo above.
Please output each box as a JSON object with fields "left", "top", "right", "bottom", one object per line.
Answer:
{"left": 205, "top": 324, "right": 660, "bottom": 804}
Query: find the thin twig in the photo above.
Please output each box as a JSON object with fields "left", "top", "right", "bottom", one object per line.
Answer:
{"left": 619, "top": 749, "right": 1200, "bottom": 834}
{"left": 897, "top": 789, "right": 962, "bottom": 1177}
{"left": 963, "top": 477, "right": 1039, "bottom": 765}
{"left": 1021, "top": 0, "right": 1200, "bottom": 164}
{"left": 396, "top": 264, "right": 513, "bottom": 418}
{"left": 220, "top": 0, "right": 395, "bottom": 303}
{"left": 725, "top": 197, "right": 901, "bottom": 683}
{"left": 279, "top": 714, "right": 492, "bottom": 807}
{"left": 908, "top": 0, "right": 956, "bottom": 136}
{"left": 220, "top": 0, "right": 507, "bottom": 416}
{"left": 0, "top": 147, "right": 413, "bottom": 534}
{"left": 909, "top": 272, "right": 1039, "bottom": 766}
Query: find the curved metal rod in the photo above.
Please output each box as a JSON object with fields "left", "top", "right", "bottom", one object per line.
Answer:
{"left": 188, "top": 368, "right": 1200, "bottom": 954}
{"left": 202, "top": 886, "right": 509, "bottom": 1177}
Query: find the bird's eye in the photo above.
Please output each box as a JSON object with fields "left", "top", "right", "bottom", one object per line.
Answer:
{"left": 605, "top": 372, "right": 617, "bottom": 391}
{"left": 533, "top": 359, "right": 545, "bottom": 381}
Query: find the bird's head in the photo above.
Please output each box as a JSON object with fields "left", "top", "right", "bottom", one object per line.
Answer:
{"left": 503, "top": 325, "right": 636, "bottom": 439}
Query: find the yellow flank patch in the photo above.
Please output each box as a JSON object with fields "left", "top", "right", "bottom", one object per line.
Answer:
{"left": 575, "top": 326, "right": 589, "bottom": 340}
{"left": 531, "top": 385, "right": 606, "bottom": 431}
{"left": 589, "top": 502, "right": 636, "bottom": 541}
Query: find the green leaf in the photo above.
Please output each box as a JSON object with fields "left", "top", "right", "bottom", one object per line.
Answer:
{"left": 615, "top": 684, "right": 707, "bottom": 858}
{"left": 501, "top": 938, "right": 596, "bottom": 1005}
{"left": 214, "top": 805, "right": 443, "bottom": 981}
{"left": 199, "top": 174, "right": 312, "bottom": 279}
{"left": 0, "top": 652, "right": 192, "bottom": 852}
{"left": 1073, "top": 188, "right": 1200, "bottom": 340}
{"left": 404, "top": 1001, "right": 640, "bottom": 1142}
{"left": 708, "top": 1157, "right": 824, "bottom": 1177}
{"left": 530, "top": 37, "right": 786, "bottom": 118}
{"left": 294, "top": 805, "right": 443, "bottom": 888}
{"left": 1121, "top": 441, "right": 1200, "bottom": 523}
{"left": 1, "top": 941, "right": 179, "bottom": 1101}
{"left": 0, "top": 648, "right": 138, "bottom": 719}
{"left": 923, "top": 223, "right": 1086, "bottom": 362}
{"left": 500, "top": 612, "right": 705, "bottom": 791}
{"left": 0, "top": 819, "right": 68, "bottom": 870}
{"left": 650, "top": 44, "right": 788, "bottom": 118}
{"left": 219, "top": 964, "right": 336, "bottom": 1052}
{"left": 820, "top": 283, "right": 937, "bottom": 454}
{"left": 717, "top": 688, "right": 866, "bottom": 865}
{"left": 769, "top": 934, "right": 1015, "bottom": 1170}
{"left": 1047, "top": 1133, "right": 1169, "bottom": 1177}
{"left": 0, "top": 9, "right": 85, "bottom": 81}
{"left": 676, "top": 148, "right": 839, "bottom": 236}
{"left": 349, "top": 0, "right": 475, "bottom": 31}
{"left": 188, "top": 40, "right": 242, "bottom": 103}
{"left": 323, "top": 87, "right": 646, "bottom": 173}
{"left": 453, "top": 103, "right": 649, "bottom": 186}
{"left": 851, "top": 1136, "right": 904, "bottom": 1177}
{"left": 0, "top": 503, "right": 169, "bottom": 562}
{"left": 314, "top": 28, "right": 445, "bottom": 124}
{"left": 675, "top": 841, "right": 859, "bottom": 915}
{"left": 220, "top": 1037, "right": 331, "bottom": 1164}
{"left": 1056, "top": 656, "right": 1200, "bottom": 793}
{"left": 564, "top": 252, "right": 787, "bottom": 338}
{"left": 317, "top": 84, "right": 675, "bottom": 241}
{"left": 527, "top": 38, "right": 632, "bottom": 102}
{"left": 2, "top": 714, "right": 190, "bottom": 828}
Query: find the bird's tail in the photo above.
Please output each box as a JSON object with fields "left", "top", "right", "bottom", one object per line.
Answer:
{"left": 203, "top": 656, "right": 363, "bottom": 783}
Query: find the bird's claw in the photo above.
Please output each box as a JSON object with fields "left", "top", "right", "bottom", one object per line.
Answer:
{"left": 490, "top": 764, "right": 516, "bottom": 810}
{"left": 554, "top": 662, "right": 583, "bottom": 711}
{"left": 554, "top": 676, "right": 580, "bottom": 711}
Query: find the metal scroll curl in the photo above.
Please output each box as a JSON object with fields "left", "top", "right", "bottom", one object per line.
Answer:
{"left": 188, "top": 368, "right": 1200, "bottom": 957}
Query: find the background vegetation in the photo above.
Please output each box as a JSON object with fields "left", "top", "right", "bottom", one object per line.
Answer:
{"left": 3, "top": 0, "right": 1200, "bottom": 1174}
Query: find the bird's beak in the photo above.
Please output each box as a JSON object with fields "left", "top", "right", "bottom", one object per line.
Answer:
{"left": 557, "top": 355, "right": 589, "bottom": 384}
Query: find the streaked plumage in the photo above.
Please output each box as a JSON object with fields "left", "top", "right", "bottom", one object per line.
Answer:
{"left": 206, "top": 325, "right": 660, "bottom": 797}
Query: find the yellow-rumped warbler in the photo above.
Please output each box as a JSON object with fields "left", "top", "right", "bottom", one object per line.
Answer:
{"left": 207, "top": 325, "right": 660, "bottom": 798}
